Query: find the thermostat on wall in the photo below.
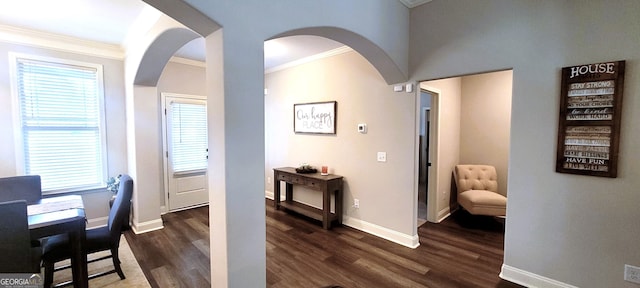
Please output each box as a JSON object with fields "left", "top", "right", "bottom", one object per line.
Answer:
{"left": 358, "top": 123, "right": 367, "bottom": 134}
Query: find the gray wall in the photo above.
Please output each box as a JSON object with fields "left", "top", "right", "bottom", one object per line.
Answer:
{"left": 411, "top": 1, "right": 640, "bottom": 286}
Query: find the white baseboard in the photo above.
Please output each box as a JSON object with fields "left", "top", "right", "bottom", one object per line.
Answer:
{"left": 500, "top": 264, "right": 578, "bottom": 288}
{"left": 265, "top": 190, "right": 274, "bottom": 200}
{"left": 267, "top": 191, "right": 418, "bottom": 248}
{"left": 131, "top": 218, "right": 164, "bottom": 234}
{"left": 87, "top": 216, "right": 108, "bottom": 229}
{"left": 265, "top": 190, "right": 286, "bottom": 200}
{"left": 436, "top": 206, "right": 451, "bottom": 223}
{"left": 343, "top": 215, "right": 419, "bottom": 249}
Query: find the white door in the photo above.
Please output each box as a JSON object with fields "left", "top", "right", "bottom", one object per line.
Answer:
{"left": 164, "top": 94, "right": 209, "bottom": 211}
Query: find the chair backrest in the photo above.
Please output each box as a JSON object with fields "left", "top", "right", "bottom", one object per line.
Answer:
{"left": 107, "top": 174, "right": 133, "bottom": 246}
{"left": 454, "top": 165, "right": 498, "bottom": 194}
{"left": 0, "top": 200, "right": 37, "bottom": 273}
{"left": 0, "top": 175, "right": 42, "bottom": 205}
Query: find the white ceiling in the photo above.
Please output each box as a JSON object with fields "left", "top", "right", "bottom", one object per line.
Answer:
{"left": 0, "top": 0, "right": 429, "bottom": 70}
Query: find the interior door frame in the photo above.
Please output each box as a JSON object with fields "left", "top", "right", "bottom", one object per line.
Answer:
{"left": 160, "top": 92, "right": 207, "bottom": 214}
{"left": 416, "top": 86, "right": 441, "bottom": 223}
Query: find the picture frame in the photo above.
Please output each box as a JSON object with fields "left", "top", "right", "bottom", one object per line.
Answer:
{"left": 293, "top": 101, "right": 337, "bottom": 134}
{"left": 555, "top": 60, "right": 625, "bottom": 178}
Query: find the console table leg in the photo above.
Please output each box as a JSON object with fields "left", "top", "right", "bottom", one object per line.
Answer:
{"left": 336, "top": 189, "right": 343, "bottom": 225}
{"left": 274, "top": 179, "right": 280, "bottom": 210}
{"left": 323, "top": 188, "right": 331, "bottom": 229}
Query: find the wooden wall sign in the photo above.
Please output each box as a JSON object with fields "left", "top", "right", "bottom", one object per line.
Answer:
{"left": 556, "top": 60, "right": 625, "bottom": 177}
{"left": 294, "top": 101, "right": 337, "bottom": 134}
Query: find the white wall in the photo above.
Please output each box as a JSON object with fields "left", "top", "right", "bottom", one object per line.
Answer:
{"left": 412, "top": 1, "right": 640, "bottom": 287}
{"left": 460, "top": 70, "right": 512, "bottom": 196}
{"left": 265, "top": 49, "right": 417, "bottom": 241}
{"left": 156, "top": 60, "right": 207, "bottom": 208}
{"left": 421, "top": 78, "right": 461, "bottom": 221}
{"left": 122, "top": 14, "right": 201, "bottom": 233}
{"left": 0, "top": 42, "right": 128, "bottom": 223}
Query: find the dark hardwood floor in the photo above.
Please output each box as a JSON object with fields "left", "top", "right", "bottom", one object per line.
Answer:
{"left": 125, "top": 200, "right": 523, "bottom": 288}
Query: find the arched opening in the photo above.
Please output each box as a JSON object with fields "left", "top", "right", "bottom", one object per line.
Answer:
{"left": 126, "top": 22, "right": 210, "bottom": 233}
{"left": 134, "top": 28, "right": 200, "bottom": 86}
{"left": 132, "top": 3, "right": 410, "bottom": 287}
{"left": 271, "top": 27, "right": 406, "bottom": 85}
{"left": 264, "top": 32, "right": 420, "bottom": 252}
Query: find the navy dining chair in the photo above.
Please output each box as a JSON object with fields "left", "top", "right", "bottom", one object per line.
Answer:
{"left": 0, "top": 200, "right": 42, "bottom": 273}
{"left": 0, "top": 175, "right": 42, "bottom": 205}
{"left": 41, "top": 174, "right": 133, "bottom": 288}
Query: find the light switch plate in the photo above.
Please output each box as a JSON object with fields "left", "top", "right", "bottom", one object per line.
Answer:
{"left": 377, "top": 152, "right": 387, "bottom": 162}
{"left": 405, "top": 83, "right": 413, "bottom": 93}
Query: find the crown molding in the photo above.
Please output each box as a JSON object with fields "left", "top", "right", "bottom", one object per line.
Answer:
{"left": 265, "top": 46, "right": 353, "bottom": 74}
{"left": 169, "top": 56, "right": 206, "bottom": 67}
{"left": 0, "top": 25, "right": 124, "bottom": 59}
{"left": 398, "top": 0, "right": 432, "bottom": 8}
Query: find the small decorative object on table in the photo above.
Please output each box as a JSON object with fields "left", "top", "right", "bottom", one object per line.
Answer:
{"left": 295, "top": 163, "right": 317, "bottom": 174}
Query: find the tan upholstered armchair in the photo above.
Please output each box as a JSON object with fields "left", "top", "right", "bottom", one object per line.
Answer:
{"left": 454, "top": 164, "right": 507, "bottom": 217}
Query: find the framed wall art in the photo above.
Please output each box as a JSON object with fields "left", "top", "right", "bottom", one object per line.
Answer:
{"left": 555, "top": 60, "right": 625, "bottom": 177}
{"left": 294, "top": 101, "right": 337, "bottom": 134}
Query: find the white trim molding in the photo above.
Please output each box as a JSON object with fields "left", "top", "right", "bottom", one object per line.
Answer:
{"left": 169, "top": 56, "right": 206, "bottom": 67}
{"left": 265, "top": 46, "right": 353, "bottom": 74}
{"left": 0, "top": 25, "right": 124, "bottom": 59}
{"left": 131, "top": 218, "right": 164, "bottom": 234}
{"left": 343, "top": 215, "right": 420, "bottom": 249}
{"left": 265, "top": 190, "right": 275, "bottom": 200}
{"left": 265, "top": 190, "right": 286, "bottom": 201}
{"left": 500, "top": 264, "right": 579, "bottom": 288}
{"left": 436, "top": 206, "right": 451, "bottom": 223}
{"left": 398, "top": 0, "right": 432, "bottom": 8}
{"left": 266, "top": 193, "right": 418, "bottom": 248}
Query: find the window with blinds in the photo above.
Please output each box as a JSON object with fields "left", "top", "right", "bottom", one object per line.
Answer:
{"left": 12, "top": 55, "right": 107, "bottom": 193}
{"left": 170, "top": 101, "right": 208, "bottom": 173}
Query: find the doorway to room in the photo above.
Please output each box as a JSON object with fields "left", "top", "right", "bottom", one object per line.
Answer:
{"left": 417, "top": 90, "right": 433, "bottom": 226}
{"left": 417, "top": 70, "right": 512, "bottom": 228}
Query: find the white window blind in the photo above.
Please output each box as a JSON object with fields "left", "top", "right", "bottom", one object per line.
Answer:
{"left": 14, "top": 57, "right": 106, "bottom": 193}
{"left": 170, "top": 102, "right": 208, "bottom": 173}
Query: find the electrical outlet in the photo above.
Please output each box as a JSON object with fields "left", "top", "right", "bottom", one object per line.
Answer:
{"left": 267, "top": 177, "right": 271, "bottom": 184}
{"left": 377, "top": 152, "right": 387, "bottom": 162}
{"left": 625, "top": 264, "right": 640, "bottom": 284}
{"left": 354, "top": 199, "right": 360, "bottom": 208}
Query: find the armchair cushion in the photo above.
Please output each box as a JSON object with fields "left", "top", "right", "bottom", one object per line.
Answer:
{"left": 458, "top": 190, "right": 507, "bottom": 216}
{"left": 454, "top": 164, "right": 507, "bottom": 217}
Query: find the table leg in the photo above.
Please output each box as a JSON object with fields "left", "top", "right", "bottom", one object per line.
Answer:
{"left": 336, "top": 188, "right": 343, "bottom": 225}
{"left": 285, "top": 183, "right": 293, "bottom": 204}
{"left": 274, "top": 178, "right": 280, "bottom": 210}
{"left": 69, "top": 220, "right": 88, "bottom": 288}
{"left": 322, "top": 187, "right": 330, "bottom": 229}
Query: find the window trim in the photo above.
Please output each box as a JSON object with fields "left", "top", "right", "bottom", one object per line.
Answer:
{"left": 9, "top": 52, "right": 109, "bottom": 194}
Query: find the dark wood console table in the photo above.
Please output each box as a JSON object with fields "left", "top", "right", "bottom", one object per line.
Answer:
{"left": 273, "top": 167, "right": 344, "bottom": 229}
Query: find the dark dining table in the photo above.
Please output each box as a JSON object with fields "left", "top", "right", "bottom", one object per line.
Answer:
{"left": 28, "top": 195, "right": 88, "bottom": 288}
